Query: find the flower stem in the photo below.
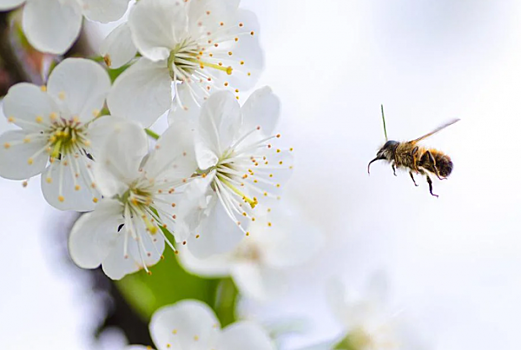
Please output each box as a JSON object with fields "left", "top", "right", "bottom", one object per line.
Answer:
{"left": 145, "top": 128, "right": 160, "bottom": 140}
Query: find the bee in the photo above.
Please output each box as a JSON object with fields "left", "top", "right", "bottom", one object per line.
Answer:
{"left": 367, "top": 105, "right": 459, "bottom": 197}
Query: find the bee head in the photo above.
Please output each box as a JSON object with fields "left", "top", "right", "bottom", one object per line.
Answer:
{"left": 376, "top": 140, "right": 399, "bottom": 161}
{"left": 368, "top": 140, "right": 399, "bottom": 174}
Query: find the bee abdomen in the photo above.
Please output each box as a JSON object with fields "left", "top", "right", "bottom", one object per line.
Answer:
{"left": 419, "top": 151, "right": 453, "bottom": 177}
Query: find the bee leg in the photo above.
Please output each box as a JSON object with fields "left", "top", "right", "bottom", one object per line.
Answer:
{"left": 409, "top": 171, "right": 419, "bottom": 186}
{"left": 392, "top": 163, "right": 397, "bottom": 176}
{"left": 425, "top": 174, "right": 439, "bottom": 197}
{"left": 425, "top": 150, "right": 446, "bottom": 180}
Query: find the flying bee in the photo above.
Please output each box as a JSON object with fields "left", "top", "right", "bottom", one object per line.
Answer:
{"left": 368, "top": 105, "right": 459, "bottom": 197}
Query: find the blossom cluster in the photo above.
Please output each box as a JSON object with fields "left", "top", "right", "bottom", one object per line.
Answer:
{"left": 0, "top": 0, "right": 429, "bottom": 349}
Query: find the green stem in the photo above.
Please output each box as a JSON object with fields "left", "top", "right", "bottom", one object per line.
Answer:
{"left": 145, "top": 128, "right": 160, "bottom": 140}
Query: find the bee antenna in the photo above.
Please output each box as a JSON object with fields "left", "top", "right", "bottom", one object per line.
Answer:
{"left": 381, "top": 104, "right": 388, "bottom": 141}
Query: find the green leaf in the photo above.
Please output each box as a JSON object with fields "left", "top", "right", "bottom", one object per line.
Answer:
{"left": 115, "top": 251, "right": 239, "bottom": 327}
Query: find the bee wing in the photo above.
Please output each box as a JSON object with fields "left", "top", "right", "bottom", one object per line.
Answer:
{"left": 411, "top": 118, "right": 460, "bottom": 143}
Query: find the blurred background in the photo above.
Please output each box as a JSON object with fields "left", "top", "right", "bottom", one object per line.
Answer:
{"left": 2, "top": 0, "right": 521, "bottom": 349}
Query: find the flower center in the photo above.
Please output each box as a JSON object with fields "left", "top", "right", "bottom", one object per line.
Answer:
{"left": 47, "top": 116, "right": 89, "bottom": 159}
{"left": 215, "top": 151, "right": 258, "bottom": 209}
{"left": 121, "top": 185, "right": 158, "bottom": 234}
{"left": 167, "top": 39, "right": 233, "bottom": 82}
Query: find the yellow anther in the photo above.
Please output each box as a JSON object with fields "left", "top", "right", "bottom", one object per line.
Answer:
{"left": 58, "top": 195, "right": 65, "bottom": 202}
{"left": 35, "top": 116, "right": 43, "bottom": 123}
{"left": 7, "top": 116, "right": 14, "bottom": 123}
{"left": 23, "top": 137, "right": 30, "bottom": 143}
{"left": 27, "top": 158, "right": 34, "bottom": 165}
{"left": 4, "top": 143, "right": 10, "bottom": 149}
{"left": 58, "top": 91, "right": 66, "bottom": 100}
{"left": 46, "top": 177, "right": 52, "bottom": 183}
{"left": 93, "top": 197, "right": 98, "bottom": 203}
{"left": 74, "top": 185, "right": 80, "bottom": 191}
{"left": 40, "top": 85, "right": 47, "bottom": 92}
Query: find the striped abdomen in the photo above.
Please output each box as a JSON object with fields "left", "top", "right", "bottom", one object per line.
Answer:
{"left": 419, "top": 150, "right": 453, "bottom": 177}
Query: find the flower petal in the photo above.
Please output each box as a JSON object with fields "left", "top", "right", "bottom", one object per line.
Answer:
{"left": 229, "top": 262, "right": 285, "bottom": 301}
{"left": 107, "top": 58, "right": 172, "bottom": 127}
{"left": 129, "top": 0, "right": 186, "bottom": 62}
{"left": 177, "top": 245, "right": 231, "bottom": 277}
{"left": 150, "top": 300, "right": 220, "bottom": 349}
{"left": 171, "top": 174, "right": 213, "bottom": 242}
{"left": 68, "top": 199, "right": 123, "bottom": 269}
{"left": 82, "top": 0, "right": 129, "bottom": 23}
{"left": 187, "top": 198, "right": 244, "bottom": 258}
{"left": 87, "top": 115, "right": 133, "bottom": 158}
{"left": 143, "top": 117, "right": 197, "bottom": 181}
{"left": 101, "top": 233, "right": 141, "bottom": 280}
{"left": 41, "top": 155, "right": 98, "bottom": 212}
{"left": 100, "top": 22, "right": 137, "bottom": 69}
{"left": 168, "top": 83, "right": 203, "bottom": 124}
{"left": 241, "top": 86, "right": 280, "bottom": 137}
{"left": 22, "top": 0, "right": 82, "bottom": 54}
{"left": 3, "top": 83, "right": 58, "bottom": 132}
{"left": 0, "top": 130, "right": 48, "bottom": 180}
{"left": 93, "top": 121, "right": 148, "bottom": 198}
{"left": 217, "top": 321, "right": 275, "bottom": 350}
{"left": 0, "top": 0, "right": 25, "bottom": 11}
{"left": 47, "top": 58, "right": 111, "bottom": 123}
{"left": 196, "top": 91, "right": 241, "bottom": 169}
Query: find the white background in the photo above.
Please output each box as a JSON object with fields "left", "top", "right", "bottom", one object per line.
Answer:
{"left": 2, "top": 0, "right": 521, "bottom": 349}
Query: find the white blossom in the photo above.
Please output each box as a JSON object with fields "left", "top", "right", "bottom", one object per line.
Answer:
{"left": 126, "top": 300, "right": 276, "bottom": 350}
{"left": 178, "top": 203, "right": 323, "bottom": 301}
{"left": 107, "top": 0, "right": 263, "bottom": 127}
{"left": 172, "top": 87, "right": 293, "bottom": 258}
{"left": 0, "top": 0, "right": 130, "bottom": 54}
{"left": 326, "top": 274, "right": 429, "bottom": 350}
{"left": 0, "top": 58, "right": 113, "bottom": 211}
{"left": 69, "top": 121, "right": 197, "bottom": 279}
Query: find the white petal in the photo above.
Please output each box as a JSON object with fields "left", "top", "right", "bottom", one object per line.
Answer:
{"left": 229, "top": 262, "right": 282, "bottom": 301}
{"left": 129, "top": 0, "right": 186, "bottom": 62}
{"left": 47, "top": 58, "right": 111, "bottom": 123}
{"left": 22, "top": 0, "right": 82, "bottom": 54}
{"left": 0, "top": 130, "right": 48, "bottom": 180}
{"left": 100, "top": 22, "right": 137, "bottom": 69}
{"left": 177, "top": 245, "right": 232, "bottom": 277}
{"left": 3, "top": 83, "right": 58, "bottom": 132}
{"left": 143, "top": 118, "right": 197, "bottom": 181}
{"left": 41, "top": 155, "right": 98, "bottom": 211}
{"left": 168, "top": 83, "right": 203, "bottom": 124}
{"left": 187, "top": 198, "right": 245, "bottom": 258}
{"left": 188, "top": 0, "right": 240, "bottom": 31}
{"left": 218, "top": 321, "right": 275, "bottom": 350}
{"left": 127, "top": 224, "right": 166, "bottom": 271}
{"left": 101, "top": 233, "right": 141, "bottom": 280}
{"left": 124, "top": 346, "right": 153, "bottom": 350}
{"left": 171, "top": 174, "right": 213, "bottom": 242}
{"left": 107, "top": 58, "right": 172, "bottom": 127}
{"left": 0, "top": 0, "right": 25, "bottom": 11}
{"left": 68, "top": 199, "right": 123, "bottom": 269}
{"left": 150, "top": 300, "right": 220, "bottom": 350}
{"left": 87, "top": 115, "right": 133, "bottom": 158}
{"left": 196, "top": 91, "right": 241, "bottom": 168}
{"left": 241, "top": 86, "right": 280, "bottom": 137}
{"left": 82, "top": 0, "right": 129, "bottom": 23}
{"left": 93, "top": 121, "right": 148, "bottom": 197}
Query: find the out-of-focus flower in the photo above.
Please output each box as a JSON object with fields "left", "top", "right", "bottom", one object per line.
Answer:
{"left": 178, "top": 203, "right": 323, "bottom": 301}
{"left": 107, "top": 0, "right": 263, "bottom": 127}
{"left": 0, "top": 0, "right": 130, "bottom": 54}
{"left": 126, "top": 300, "right": 276, "bottom": 350}
{"left": 0, "top": 58, "right": 113, "bottom": 211}
{"left": 323, "top": 273, "right": 429, "bottom": 350}
{"left": 173, "top": 87, "right": 293, "bottom": 258}
{"left": 69, "top": 121, "right": 197, "bottom": 279}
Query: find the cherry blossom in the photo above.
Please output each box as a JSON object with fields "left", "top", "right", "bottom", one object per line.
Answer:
{"left": 0, "top": 58, "right": 112, "bottom": 211}
{"left": 106, "top": 0, "right": 263, "bottom": 127}
{"left": 0, "top": 0, "right": 130, "bottom": 54}
{"left": 126, "top": 300, "right": 275, "bottom": 350}
{"left": 172, "top": 87, "right": 293, "bottom": 258}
